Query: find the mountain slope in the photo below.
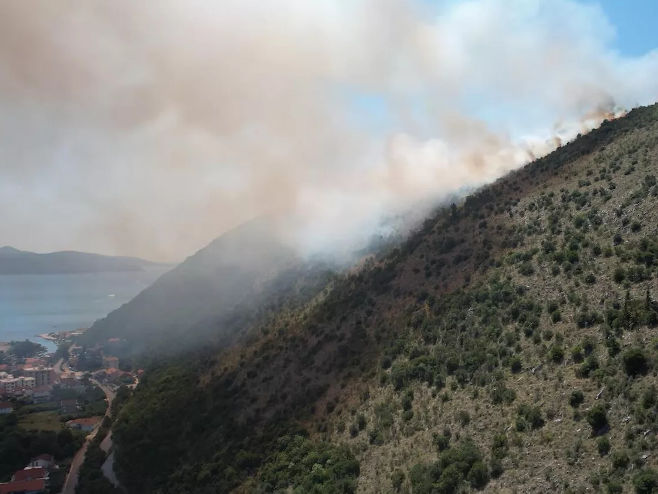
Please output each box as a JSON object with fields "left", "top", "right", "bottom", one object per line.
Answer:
{"left": 112, "top": 104, "right": 658, "bottom": 493}
{"left": 85, "top": 218, "right": 336, "bottom": 355}
{"left": 0, "top": 246, "right": 165, "bottom": 274}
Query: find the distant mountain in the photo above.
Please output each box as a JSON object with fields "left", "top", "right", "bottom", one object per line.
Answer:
{"left": 84, "top": 218, "right": 336, "bottom": 354}
{"left": 0, "top": 246, "right": 167, "bottom": 274}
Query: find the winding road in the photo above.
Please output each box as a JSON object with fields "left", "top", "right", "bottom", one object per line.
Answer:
{"left": 59, "top": 379, "right": 115, "bottom": 494}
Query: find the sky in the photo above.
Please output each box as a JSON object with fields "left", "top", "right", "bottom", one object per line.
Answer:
{"left": 0, "top": 0, "right": 657, "bottom": 262}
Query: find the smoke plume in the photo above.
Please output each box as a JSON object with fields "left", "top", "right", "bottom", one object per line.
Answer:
{"left": 0, "top": 0, "right": 656, "bottom": 261}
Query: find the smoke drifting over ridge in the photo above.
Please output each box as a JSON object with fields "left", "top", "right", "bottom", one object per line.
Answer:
{"left": 1, "top": 0, "right": 656, "bottom": 261}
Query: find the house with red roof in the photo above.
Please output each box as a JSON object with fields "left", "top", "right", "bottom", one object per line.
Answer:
{"left": 11, "top": 467, "right": 48, "bottom": 482}
{"left": 0, "top": 478, "right": 46, "bottom": 493}
{"left": 66, "top": 416, "right": 101, "bottom": 432}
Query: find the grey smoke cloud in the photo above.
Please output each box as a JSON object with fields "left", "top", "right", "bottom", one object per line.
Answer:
{"left": 0, "top": 0, "right": 656, "bottom": 261}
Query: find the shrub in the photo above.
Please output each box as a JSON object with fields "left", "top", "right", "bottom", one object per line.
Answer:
{"left": 549, "top": 345, "right": 564, "bottom": 363}
{"left": 623, "top": 348, "right": 648, "bottom": 376}
{"left": 457, "top": 410, "right": 471, "bottom": 427}
{"left": 518, "top": 261, "right": 535, "bottom": 276}
{"left": 572, "top": 345, "right": 584, "bottom": 363}
{"left": 401, "top": 390, "right": 414, "bottom": 411}
{"left": 611, "top": 450, "right": 629, "bottom": 470}
{"left": 569, "top": 390, "right": 584, "bottom": 408}
{"left": 597, "top": 436, "right": 611, "bottom": 456}
{"left": 642, "top": 385, "right": 656, "bottom": 409}
{"left": 489, "top": 458, "right": 504, "bottom": 479}
{"left": 633, "top": 468, "right": 658, "bottom": 494}
{"left": 606, "top": 479, "right": 623, "bottom": 494}
{"left": 587, "top": 404, "right": 608, "bottom": 434}
{"left": 517, "top": 404, "right": 544, "bottom": 429}
{"left": 613, "top": 267, "right": 626, "bottom": 283}
{"left": 467, "top": 461, "right": 489, "bottom": 489}
{"left": 510, "top": 356, "right": 522, "bottom": 373}
{"left": 491, "top": 433, "right": 508, "bottom": 459}
{"left": 434, "top": 432, "right": 450, "bottom": 452}
{"left": 577, "top": 356, "right": 599, "bottom": 378}
{"left": 391, "top": 469, "right": 405, "bottom": 491}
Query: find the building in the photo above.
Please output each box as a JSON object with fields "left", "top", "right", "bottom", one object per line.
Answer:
{"left": 30, "top": 387, "right": 51, "bottom": 404}
{"left": 24, "top": 358, "right": 47, "bottom": 368}
{"left": 0, "top": 375, "right": 35, "bottom": 397}
{"left": 11, "top": 467, "right": 48, "bottom": 483}
{"left": 0, "top": 402, "right": 13, "bottom": 414}
{"left": 66, "top": 417, "right": 101, "bottom": 432}
{"left": 0, "top": 478, "right": 46, "bottom": 494}
{"left": 22, "top": 367, "right": 53, "bottom": 387}
{"left": 28, "top": 454, "right": 55, "bottom": 469}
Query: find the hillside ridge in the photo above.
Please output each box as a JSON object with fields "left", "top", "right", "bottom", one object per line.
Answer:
{"left": 111, "top": 104, "right": 658, "bottom": 494}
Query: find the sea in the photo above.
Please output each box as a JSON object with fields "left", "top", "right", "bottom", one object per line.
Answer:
{"left": 0, "top": 267, "right": 170, "bottom": 352}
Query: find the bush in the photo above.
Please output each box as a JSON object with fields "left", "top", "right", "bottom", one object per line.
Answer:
{"left": 467, "top": 461, "right": 489, "bottom": 489}
{"left": 401, "top": 390, "right": 414, "bottom": 411}
{"left": 489, "top": 458, "right": 504, "bottom": 479}
{"left": 491, "top": 433, "right": 508, "bottom": 459}
{"left": 549, "top": 345, "right": 564, "bottom": 363}
{"left": 633, "top": 468, "right": 658, "bottom": 494}
{"left": 391, "top": 469, "right": 405, "bottom": 491}
{"left": 623, "top": 348, "right": 649, "bottom": 376}
{"left": 433, "top": 432, "right": 451, "bottom": 452}
{"left": 597, "top": 436, "right": 611, "bottom": 456}
{"left": 611, "top": 450, "right": 629, "bottom": 470}
{"left": 517, "top": 404, "right": 544, "bottom": 430}
{"left": 587, "top": 404, "right": 608, "bottom": 434}
{"left": 641, "top": 386, "right": 656, "bottom": 409}
{"left": 510, "top": 356, "right": 522, "bottom": 373}
{"left": 551, "top": 310, "right": 561, "bottom": 323}
{"left": 457, "top": 410, "right": 471, "bottom": 427}
{"left": 569, "top": 390, "right": 584, "bottom": 408}
{"left": 613, "top": 267, "right": 626, "bottom": 283}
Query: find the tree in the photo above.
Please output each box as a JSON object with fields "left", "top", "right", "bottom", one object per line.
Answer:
{"left": 587, "top": 404, "right": 608, "bottom": 434}
{"left": 623, "top": 348, "right": 648, "bottom": 376}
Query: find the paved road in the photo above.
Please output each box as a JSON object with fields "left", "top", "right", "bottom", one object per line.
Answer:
{"left": 60, "top": 380, "right": 115, "bottom": 494}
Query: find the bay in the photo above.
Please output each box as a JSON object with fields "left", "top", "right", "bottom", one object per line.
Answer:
{"left": 0, "top": 267, "right": 170, "bottom": 352}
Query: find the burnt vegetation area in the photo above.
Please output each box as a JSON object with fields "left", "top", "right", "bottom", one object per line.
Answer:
{"left": 112, "top": 104, "right": 658, "bottom": 493}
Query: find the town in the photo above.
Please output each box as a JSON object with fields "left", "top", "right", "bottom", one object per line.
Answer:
{"left": 0, "top": 334, "right": 139, "bottom": 493}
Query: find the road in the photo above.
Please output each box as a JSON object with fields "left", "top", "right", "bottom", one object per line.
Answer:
{"left": 60, "top": 379, "right": 115, "bottom": 494}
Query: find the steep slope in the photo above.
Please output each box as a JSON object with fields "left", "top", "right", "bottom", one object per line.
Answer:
{"left": 113, "top": 104, "right": 658, "bottom": 493}
{"left": 0, "top": 246, "right": 165, "bottom": 274}
{"left": 85, "top": 218, "right": 335, "bottom": 355}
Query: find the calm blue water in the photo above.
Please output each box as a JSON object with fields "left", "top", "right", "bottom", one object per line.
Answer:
{"left": 0, "top": 267, "right": 170, "bottom": 351}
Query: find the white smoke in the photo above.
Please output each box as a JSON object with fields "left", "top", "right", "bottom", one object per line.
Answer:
{"left": 0, "top": 0, "right": 656, "bottom": 260}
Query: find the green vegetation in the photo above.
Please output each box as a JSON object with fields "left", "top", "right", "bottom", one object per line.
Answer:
{"left": 258, "top": 435, "right": 359, "bottom": 493}
{"left": 8, "top": 339, "right": 46, "bottom": 358}
{"left": 409, "top": 439, "right": 490, "bottom": 492}
{"left": 104, "top": 104, "right": 658, "bottom": 493}
{"left": 0, "top": 412, "right": 83, "bottom": 482}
